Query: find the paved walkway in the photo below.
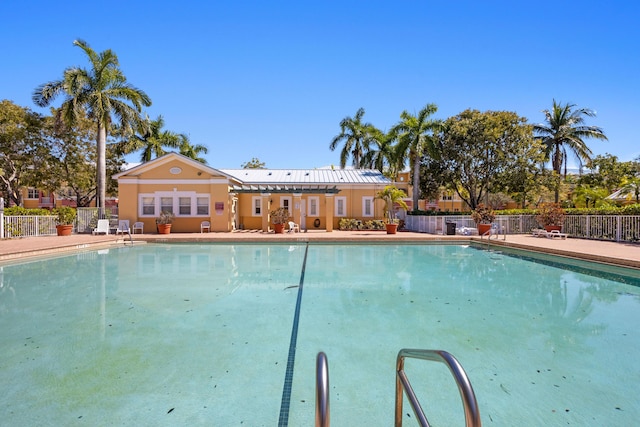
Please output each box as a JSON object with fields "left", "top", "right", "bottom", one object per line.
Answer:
{"left": 1, "top": 230, "right": 639, "bottom": 269}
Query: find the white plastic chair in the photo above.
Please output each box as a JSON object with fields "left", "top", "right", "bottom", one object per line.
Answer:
{"left": 200, "top": 221, "right": 211, "bottom": 233}
{"left": 288, "top": 221, "right": 300, "bottom": 233}
{"left": 92, "top": 219, "right": 109, "bottom": 235}
{"left": 132, "top": 222, "right": 144, "bottom": 234}
{"left": 116, "top": 220, "right": 130, "bottom": 235}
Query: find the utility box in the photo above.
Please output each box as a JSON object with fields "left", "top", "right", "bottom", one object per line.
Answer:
{"left": 445, "top": 222, "right": 456, "bottom": 235}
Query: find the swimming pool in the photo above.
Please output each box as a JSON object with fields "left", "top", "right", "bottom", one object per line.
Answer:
{"left": 1, "top": 243, "right": 638, "bottom": 426}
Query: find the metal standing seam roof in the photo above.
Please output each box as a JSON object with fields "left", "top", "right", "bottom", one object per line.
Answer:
{"left": 219, "top": 168, "right": 392, "bottom": 185}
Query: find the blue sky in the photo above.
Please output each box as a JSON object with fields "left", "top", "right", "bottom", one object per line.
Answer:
{"left": 2, "top": 1, "right": 638, "bottom": 169}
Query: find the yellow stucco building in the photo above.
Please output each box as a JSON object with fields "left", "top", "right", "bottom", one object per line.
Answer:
{"left": 113, "top": 153, "right": 408, "bottom": 233}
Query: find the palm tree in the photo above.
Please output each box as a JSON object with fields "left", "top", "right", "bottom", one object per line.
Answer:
{"left": 119, "top": 115, "right": 181, "bottom": 162}
{"left": 329, "top": 108, "right": 379, "bottom": 168}
{"left": 361, "top": 129, "right": 400, "bottom": 178}
{"left": 533, "top": 100, "right": 608, "bottom": 202}
{"left": 33, "top": 39, "right": 151, "bottom": 209}
{"left": 178, "top": 134, "right": 208, "bottom": 163}
{"left": 390, "top": 103, "right": 440, "bottom": 210}
{"left": 618, "top": 177, "right": 640, "bottom": 203}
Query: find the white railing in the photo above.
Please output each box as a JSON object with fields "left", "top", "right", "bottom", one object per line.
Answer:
{"left": 404, "top": 214, "right": 640, "bottom": 243}
{"left": 0, "top": 206, "right": 118, "bottom": 238}
{"left": 2, "top": 215, "right": 58, "bottom": 238}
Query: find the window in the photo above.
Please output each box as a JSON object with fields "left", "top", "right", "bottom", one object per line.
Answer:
{"left": 27, "top": 188, "right": 39, "bottom": 199}
{"left": 442, "top": 193, "right": 453, "bottom": 201}
{"left": 142, "top": 197, "right": 155, "bottom": 215}
{"left": 281, "top": 197, "right": 291, "bottom": 212}
{"left": 160, "top": 197, "right": 173, "bottom": 214}
{"left": 252, "top": 196, "right": 262, "bottom": 216}
{"left": 197, "top": 197, "right": 209, "bottom": 215}
{"left": 308, "top": 197, "right": 319, "bottom": 216}
{"left": 139, "top": 192, "right": 210, "bottom": 217}
{"left": 362, "top": 196, "right": 374, "bottom": 217}
{"left": 179, "top": 197, "right": 191, "bottom": 215}
{"left": 335, "top": 197, "right": 346, "bottom": 217}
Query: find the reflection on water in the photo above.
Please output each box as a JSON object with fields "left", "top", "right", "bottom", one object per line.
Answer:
{"left": 0, "top": 243, "right": 638, "bottom": 426}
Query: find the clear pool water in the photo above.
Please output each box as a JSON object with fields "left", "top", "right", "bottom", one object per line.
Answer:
{"left": 1, "top": 243, "right": 639, "bottom": 426}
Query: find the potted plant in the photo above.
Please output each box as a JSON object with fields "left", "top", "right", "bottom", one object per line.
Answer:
{"left": 536, "top": 202, "right": 565, "bottom": 232}
{"left": 270, "top": 207, "right": 290, "bottom": 234}
{"left": 471, "top": 204, "right": 495, "bottom": 236}
{"left": 53, "top": 206, "right": 76, "bottom": 236}
{"left": 156, "top": 211, "right": 175, "bottom": 234}
{"left": 375, "top": 185, "right": 409, "bottom": 234}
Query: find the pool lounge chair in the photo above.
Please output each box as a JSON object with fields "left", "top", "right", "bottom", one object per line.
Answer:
{"left": 92, "top": 219, "right": 109, "bottom": 235}
{"left": 532, "top": 228, "right": 547, "bottom": 237}
{"left": 548, "top": 230, "right": 568, "bottom": 239}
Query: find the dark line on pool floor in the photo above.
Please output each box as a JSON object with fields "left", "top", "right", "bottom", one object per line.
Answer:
{"left": 278, "top": 242, "right": 309, "bottom": 427}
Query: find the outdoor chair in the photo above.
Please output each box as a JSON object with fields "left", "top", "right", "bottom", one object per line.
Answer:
{"left": 288, "top": 221, "right": 300, "bottom": 233}
{"left": 116, "top": 220, "right": 130, "bottom": 235}
{"left": 200, "top": 221, "right": 211, "bottom": 233}
{"left": 132, "top": 222, "right": 144, "bottom": 234}
{"left": 92, "top": 219, "right": 109, "bottom": 235}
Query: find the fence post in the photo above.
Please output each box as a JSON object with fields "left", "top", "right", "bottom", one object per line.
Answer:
{"left": 616, "top": 215, "right": 621, "bottom": 242}
{"left": 0, "top": 197, "right": 4, "bottom": 239}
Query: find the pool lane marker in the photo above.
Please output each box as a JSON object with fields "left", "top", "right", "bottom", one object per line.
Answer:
{"left": 277, "top": 242, "right": 309, "bottom": 427}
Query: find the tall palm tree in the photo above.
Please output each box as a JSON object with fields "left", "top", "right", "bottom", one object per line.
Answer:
{"left": 178, "top": 134, "right": 208, "bottom": 163}
{"left": 533, "top": 100, "right": 607, "bottom": 202}
{"left": 33, "top": 39, "right": 151, "bottom": 209}
{"left": 390, "top": 103, "right": 440, "bottom": 210}
{"left": 329, "top": 107, "right": 379, "bottom": 168}
{"left": 119, "top": 115, "right": 181, "bottom": 162}
{"left": 361, "top": 129, "right": 398, "bottom": 177}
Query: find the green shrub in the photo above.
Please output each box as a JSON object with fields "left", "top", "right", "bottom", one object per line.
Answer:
{"left": 4, "top": 207, "right": 52, "bottom": 216}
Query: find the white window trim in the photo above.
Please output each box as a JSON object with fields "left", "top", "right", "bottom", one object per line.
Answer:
{"left": 335, "top": 196, "right": 347, "bottom": 217}
{"left": 362, "top": 196, "right": 374, "bottom": 217}
{"left": 308, "top": 196, "right": 320, "bottom": 217}
{"left": 280, "top": 196, "right": 292, "bottom": 212}
{"left": 138, "top": 191, "right": 210, "bottom": 217}
{"left": 27, "top": 188, "right": 39, "bottom": 199}
{"left": 252, "top": 196, "right": 262, "bottom": 216}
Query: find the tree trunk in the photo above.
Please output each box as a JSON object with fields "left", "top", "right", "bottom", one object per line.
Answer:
{"left": 96, "top": 125, "right": 107, "bottom": 209}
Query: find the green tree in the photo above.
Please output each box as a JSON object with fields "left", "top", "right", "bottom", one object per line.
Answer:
{"left": 0, "top": 100, "right": 52, "bottom": 206}
{"left": 533, "top": 100, "right": 608, "bottom": 202}
{"left": 329, "top": 107, "right": 379, "bottom": 168}
{"left": 618, "top": 177, "right": 640, "bottom": 203}
{"left": 580, "top": 154, "right": 630, "bottom": 193}
{"left": 573, "top": 184, "right": 609, "bottom": 208}
{"left": 390, "top": 104, "right": 440, "bottom": 210}
{"left": 178, "top": 134, "right": 208, "bottom": 163}
{"left": 118, "top": 115, "right": 180, "bottom": 162}
{"left": 438, "top": 109, "right": 536, "bottom": 209}
{"left": 47, "top": 109, "right": 127, "bottom": 207}
{"left": 241, "top": 157, "right": 266, "bottom": 169}
{"left": 33, "top": 39, "right": 151, "bottom": 209}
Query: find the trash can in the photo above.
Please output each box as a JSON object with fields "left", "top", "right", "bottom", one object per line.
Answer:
{"left": 445, "top": 222, "right": 456, "bottom": 235}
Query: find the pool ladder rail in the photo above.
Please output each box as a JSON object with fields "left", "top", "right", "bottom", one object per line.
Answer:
{"left": 314, "top": 349, "right": 481, "bottom": 427}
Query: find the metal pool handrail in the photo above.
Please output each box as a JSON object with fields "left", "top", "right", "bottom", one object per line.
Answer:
{"left": 395, "top": 349, "right": 481, "bottom": 427}
{"left": 315, "top": 352, "right": 330, "bottom": 427}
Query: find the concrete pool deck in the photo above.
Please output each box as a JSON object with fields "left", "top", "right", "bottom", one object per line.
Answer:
{"left": 1, "top": 230, "right": 639, "bottom": 270}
